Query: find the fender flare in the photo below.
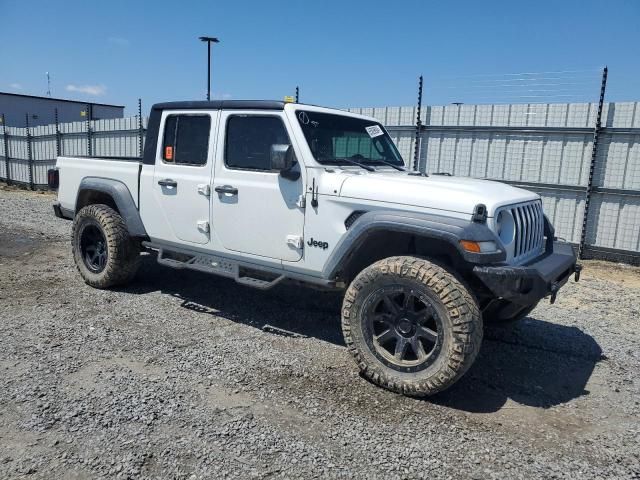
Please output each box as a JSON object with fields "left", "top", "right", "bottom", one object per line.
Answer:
{"left": 322, "top": 210, "right": 506, "bottom": 280}
{"left": 76, "top": 177, "right": 148, "bottom": 237}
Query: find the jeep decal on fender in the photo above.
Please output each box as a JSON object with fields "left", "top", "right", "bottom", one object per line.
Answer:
{"left": 307, "top": 238, "right": 329, "bottom": 250}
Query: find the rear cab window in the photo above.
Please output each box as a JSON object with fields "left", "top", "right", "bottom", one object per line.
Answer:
{"left": 162, "top": 114, "right": 211, "bottom": 166}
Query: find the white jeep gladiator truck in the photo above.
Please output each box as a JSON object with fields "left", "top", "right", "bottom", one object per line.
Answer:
{"left": 50, "top": 100, "right": 580, "bottom": 396}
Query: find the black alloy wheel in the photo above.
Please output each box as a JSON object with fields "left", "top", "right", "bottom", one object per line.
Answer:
{"left": 79, "top": 223, "right": 108, "bottom": 273}
{"left": 363, "top": 285, "right": 443, "bottom": 373}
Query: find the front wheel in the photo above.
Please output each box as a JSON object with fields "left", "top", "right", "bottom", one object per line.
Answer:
{"left": 341, "top": 256, "right": 482, "bottom": 396}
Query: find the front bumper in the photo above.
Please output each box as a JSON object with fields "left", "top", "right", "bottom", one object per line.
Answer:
{"left": 473, "top": 241, "right": 579, "bottom": 306}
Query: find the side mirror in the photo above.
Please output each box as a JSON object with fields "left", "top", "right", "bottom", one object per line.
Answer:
{"left": 270, "top": 144, "right": 295, "bottom": 170}
{"left": 270, "top": 144, "right": 300, "bottom": 180}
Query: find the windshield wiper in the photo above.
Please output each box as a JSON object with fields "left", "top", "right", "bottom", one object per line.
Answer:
{"left": 320, "top": 157, "right": 376, "bottom": 172}
{"left": 347, "top": 154, "right": 405, "bottom": 172}
{"left": 368, "top": 158, "right": 406, "bottom": 172}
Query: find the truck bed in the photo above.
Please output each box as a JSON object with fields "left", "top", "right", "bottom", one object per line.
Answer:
{"left": 55, "top": 156, "right": 142, "bottom": 214}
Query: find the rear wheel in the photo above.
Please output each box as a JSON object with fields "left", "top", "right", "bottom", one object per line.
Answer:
{"left": 341, "top": 256, "right": 482, "bottom": 396}
{"left": 72, "top": 204, "right": 140, "bottom": 289}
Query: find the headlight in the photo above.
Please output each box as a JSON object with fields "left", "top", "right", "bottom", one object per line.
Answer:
{"left": 496, "top": 210, "right": 515, "bottom": 244}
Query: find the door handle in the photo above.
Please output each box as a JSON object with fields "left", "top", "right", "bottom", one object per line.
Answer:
{"left": 158, "top": 179, "right": 178, "bottom": 187}
{"left": 214, "top": 185, "right": 238, "bottom": 195}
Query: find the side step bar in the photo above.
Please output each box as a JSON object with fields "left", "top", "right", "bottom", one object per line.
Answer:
{"left": 153, "top": 247, "right": 284, "bottom": 290}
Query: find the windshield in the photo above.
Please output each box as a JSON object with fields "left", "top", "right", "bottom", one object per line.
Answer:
{"left": 296, "top": 110, "right": 405, "bottom": 167}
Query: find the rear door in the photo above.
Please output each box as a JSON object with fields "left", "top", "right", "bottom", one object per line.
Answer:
{"left": 151, "top": 111, "right": 216, "bottom": 245}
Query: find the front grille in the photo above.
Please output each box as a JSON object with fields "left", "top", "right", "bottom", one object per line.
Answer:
{"left": 509, "top": 200, "right": 545, "bottom": 262}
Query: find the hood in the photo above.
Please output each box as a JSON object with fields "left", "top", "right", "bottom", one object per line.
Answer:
{"left": 338, "top": 171, "right": 539, "bottom": 216}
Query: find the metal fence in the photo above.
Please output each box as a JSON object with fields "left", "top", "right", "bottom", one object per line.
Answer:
{"left": 1, "top": 100, "right": 639, "bottom": 264}
{"left": 347, "top": 100, "right": 640, "bottom": 264}
{"left": 0, "top": 101, "right": 146, "bottom": 190}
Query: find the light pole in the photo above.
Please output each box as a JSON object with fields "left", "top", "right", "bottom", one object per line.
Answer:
{"left": 199, "top": 36, "right": 220, "bottom": 101}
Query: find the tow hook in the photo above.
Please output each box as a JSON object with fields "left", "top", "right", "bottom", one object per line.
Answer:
{"left": 574, "top": 264, "right": 583, "bottom": 282}
{"left": 549, "top": 282, "right": 559, "bottom": 304}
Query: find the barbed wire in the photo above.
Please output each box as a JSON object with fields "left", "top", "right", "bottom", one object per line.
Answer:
{"left": 427, "top": 68, "right": 604, "bottom": 105}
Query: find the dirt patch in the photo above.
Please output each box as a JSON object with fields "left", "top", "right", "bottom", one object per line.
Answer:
{"left": 0, "top": 231, "right": 42, "bottom": 257}
{"left": 581, "top": 259, "right": 640, "bottom": 289}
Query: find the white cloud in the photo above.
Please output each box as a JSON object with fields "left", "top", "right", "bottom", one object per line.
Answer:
{"left": 66, "top": 84, "right": 107, "bottom": 96}
{"left": 108, "top": 36, "right": 130, "bottom": 47}
{"left": 9, "top": 83, "right": 23, "bottom": 90}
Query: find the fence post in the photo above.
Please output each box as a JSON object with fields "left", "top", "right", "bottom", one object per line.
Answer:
{"left": 25, "top": 113, "right": 34, "bottom": 190}
{"left": 54, "top": 108, "right": 61, "bottom": 158}
{"left": 137, "top": 98, "right": 144, "bottom": 158}
{"left": 413, "top": 75, "right": 423, "bottom": 171}
{"left": 1, "top": 114, "right": 10, "bottom": 185}
{"left": 578, "top": 66, "right": 608, "bottom": 259}
{"left": 295, "top": 86, "right": 299, "bottom": 103}
{"left": 86, "top": 103, "right": 92, "bottom": 156}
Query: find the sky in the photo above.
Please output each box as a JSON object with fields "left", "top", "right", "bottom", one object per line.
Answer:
{"left": 1, "top": 0, "right": 639, "bottom": 115}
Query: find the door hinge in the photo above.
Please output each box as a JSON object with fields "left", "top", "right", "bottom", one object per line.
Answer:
{"left": 197, "top": 184, "right": 211, "bottom": 196}
{"left": 286, "top": 235, "right": 303, "bottom": 249}
{"left": 296, "top": 194, "right": 306, "bottom": 208}
{"left": 197, "top": 220, "right": 210, "bottom": 233}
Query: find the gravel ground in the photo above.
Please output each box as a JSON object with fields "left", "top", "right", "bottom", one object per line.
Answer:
{"left": 1, "top": 186, "right": 639, "bottom": 479}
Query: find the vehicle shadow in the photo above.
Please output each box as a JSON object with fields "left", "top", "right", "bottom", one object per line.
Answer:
{"left": 120, "top": 253, "right": 345, "bottom": 345}
{"left": 121, "top": 254, "right": 603, "bottom": 413}
{"left": 431, "top": 318, "right": 604, "bottom": 413}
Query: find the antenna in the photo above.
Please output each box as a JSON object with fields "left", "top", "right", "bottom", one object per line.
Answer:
{"left": 46, "top": 72, "right": 51, "bottom": 97}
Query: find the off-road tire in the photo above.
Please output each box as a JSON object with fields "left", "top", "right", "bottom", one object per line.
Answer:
{"left": 483, "top": 300, "right": 539, "bottom": 326}
{"left": 72, "top": 204, "right": 140, "bottom": 289}
{"left": 341, "top": 256, "right": 482, "bottom": 396}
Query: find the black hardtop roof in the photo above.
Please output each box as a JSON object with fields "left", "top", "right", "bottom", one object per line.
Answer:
{"left": 151, "top": 100, "right": 287, "bottom": 111}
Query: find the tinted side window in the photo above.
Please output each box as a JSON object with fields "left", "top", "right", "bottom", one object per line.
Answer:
{"left": 225, "top": 116, "right": 290, "bottom": 170}
{"left": 162, "top": 115, "right": 211, "bottom": 165}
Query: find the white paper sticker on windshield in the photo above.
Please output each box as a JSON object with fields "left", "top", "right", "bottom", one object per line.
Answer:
{"left": 365, "top": 125, "right": 384, "bottom": 138}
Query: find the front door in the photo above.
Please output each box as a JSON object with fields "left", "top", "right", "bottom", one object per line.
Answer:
{"left": 152, "top": 112, "right": 216, "bottom": 245}
{"left": 211, "top": 112, "right": 304, "bottom": 261}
